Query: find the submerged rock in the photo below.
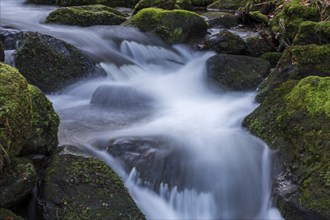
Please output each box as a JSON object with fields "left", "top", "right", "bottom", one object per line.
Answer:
{"left": 206, "top": 54, "right": 270, "bottom": 90}
{"left": 90, "top": 85, "right": 153, "bottom": 110}
{"left": 124, "top": 8, "right": 207, "bottom": 44}
{"left": 45, "top": 5, "right": 127, "bottom": 27}
{"left": 244, "top": 76, "right": 330, "bottom": 220}
{"left": 205, "top": 29, "right": 245, "bottom": 55}
{"left": 15, "top": 32, "right": 105, "bottom": 93}
{"left": 40, "top": 147, "right": 145, "bottom": 219}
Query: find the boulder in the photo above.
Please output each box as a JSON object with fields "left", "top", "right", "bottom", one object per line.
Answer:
{"left": 14, "top": 32, "right": 105, "bottom": 93}
{"left": 0, "top": 157, "right": 37, "bottom": 207}
{"left": 207, "top": 0, "right": 245, "bottom": 10}
{"left": 90, "top": 85, "right": 153, "bottom": 110}
{"left": 243, "top": 76, "right": 330, "bottom": 220}
{"left": 293, "top": 21, "right": 330, "bottom": 45}
{"left": 133, "top": 0, "right": 177, "bottom": 14}
{"left": 0, "top": 63, "right": 31, "bottom": 167}
{"left": 244, "top": 35, "right": 273, "bottom": 57}
{"left": 45, "top": 5, "right": 127, "bottom": 27}
{"left": 259, "top": 51, "right": 281, "bottom": 68}
{"left": 20, "top": 85, "right": 59, "bottom": 156}
{"left": 202, "top": 11, "right": 238, "bottom": 28}
{"left": 206, "top": 54, "right": 271, "bottom": 90}
{"left": 271, "top": 0, "right": 319, "bottom": 42}
{"left": 28, "top": 0, "right": 139, "bottom": 8}
{"left": 190, "top": 0, "right": 214, "bottom": 7}
{"left": 176, "top": 0, "right": 193, "bottom": 10}
{"left": 247, "top": 11, "right": 269, "bottom": 24}
{"left": 124, "top": 8, "right": 208, "bottom": 44}
{"left": 205, "top": 29, "right": 245, "bottom": 55}
{"left": 259, "top": 44, "right": 330, "bottom": 99}
{"left": 40, "top": 146, "right": 145, "bottom": 219}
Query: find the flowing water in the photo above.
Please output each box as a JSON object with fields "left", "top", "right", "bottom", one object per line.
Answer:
{"left": 1, "top": 1, "right": 283, "bottom": 219}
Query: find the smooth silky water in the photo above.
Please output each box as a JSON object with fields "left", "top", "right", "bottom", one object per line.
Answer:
{"left": 1, "top": 1, "right": 283, "bottom": 219}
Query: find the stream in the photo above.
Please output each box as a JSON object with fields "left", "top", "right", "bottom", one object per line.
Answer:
{"left": 1, "top": 1, "right": 283, "bottom": 219}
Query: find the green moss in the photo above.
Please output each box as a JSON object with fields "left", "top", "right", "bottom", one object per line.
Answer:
{"left": 125, "top": 8, "right": 207, "bottom": 44}
{"left": 133, "top": 0, "right": 177, "bottom": 14}
{"left": 0, "top": 63, "right": 32, "bottom": 167}
{"left": 293, "top": 21, "right": 330, "bottom": 45}
{"left": 203, "top": 11, "right": 238, "bottom": 28}
{"left": 260, "top": 52, "right": 281, "bottom": 68}
{"left": 43, "top": 148, "right": 145, "bottom": 219}
{"left": 248, "top": 11, "right": 269, "bottom": 24}
{"left": 271, "top": 0, "right": 319, "bottom": 42}
{"left": 46, "top": 5, "right": 127, "bottom": 27}
{"left": 207, "top": 0, "right": 245, "bottom": 10}
{"left": 55, "top": 0, "right": 137, "bottom": 7}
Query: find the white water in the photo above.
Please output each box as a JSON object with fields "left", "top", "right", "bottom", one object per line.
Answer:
{"left": 1, "top": 1, "right": 283, "bottom": 219}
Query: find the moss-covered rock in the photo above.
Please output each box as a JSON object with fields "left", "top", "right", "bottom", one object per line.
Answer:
{"left": 133, "top": 0, "right": 177, "bottom": 14}
{"left": 245, "top": 35, "right": 273, "bottom": 57}
{"left": 40, "top": 146, "right": 145, "bottom": 219}
{"left": 205, "top": 29, "right": 245, "bottom": 55}
{"left": 175, "top": 0, "right": 192, "bottom": 10}
{"left": 293, "top": 21, "right": 330, "bottom": 45}
{"left": 248, "top": 10, "right": 269, "bottom": 24}
{"left": 259, "top": 51, "right": 281, "bottom": 68}
{"left": 271, "top": 0, "right": 319, "bottom": 43}
{"left": 45, "top": 5, "right": 127, "bottom": 27}
{"left": 207, "top": 0, "right": 245, "bottom": 10}
{"left": 0, "top": 63, "right": 31, "bottom": 168}
{"left": 125, "top": 8, "right": 207, "bottom": 44}
{"left": 259, "top": 44, "right": 330, "bottom": 99}
{"left": 34, "top": 0, "right": 139, "bottom": 8}
{"left": 244, "top": 76, "right": 330, "bottom": 219}
{"left": 0, "top": 157, "right": 37, "bottom": 207}
{"left": 0, "top": 208, "right": 24, "bottom": 220}
{"left": 190, "top": 0, "right": 214, "bottom": 7}
{"left": 202, "top": 11, "right": 238, "bottom": 28}
{"left": 20, "top": 85, "right": 59, "bottom": 156}
{"left": 15, "top": 32, "right": 105, "bottom": 93}
{"left": 206, "top": 54, "right": 271, "bottom": 90}
{"left": 0, "top": 40, "right": 4, "bottom": 62}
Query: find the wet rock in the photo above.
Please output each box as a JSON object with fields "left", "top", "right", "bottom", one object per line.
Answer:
{"left": 28, "top": 0, "right": 139, "bottom": 8}
{"left": 258, "top": 44, "right": 330, "bottom": 100}
{"left": 133, "top": 0, "right": 177, "bottom": 14}
{"left": 259, "top": 51, "right": 281, "bottom": 68}
{"left": 203, "top": 11, "right": 238, "bottom": 28}
{"left": 0, "top": 63, "right": 31, "bottom": 164}
{"left": 90, "top": 85, "right": 153, "bottom": 110}
{"left": 0, "top": 40, "right": 4, "bottom": 62}
{"left": 205, "top": 29, "right": 245, "bottom": 55}
{"left": 0, "top": 28, "right": 24, "bottom": 50}
{"left": 245, "top": 35, "right": 273, "bottom": 57}
{"left": 124, "top": 8, "right": 208, "bottom": 44}
{"left": 21, "top": 85, "right": 59, "bottom": 156}
{"left": 0, "top": 157, "right": 37, "bottom": 207}
{"left": 190, "top": 0, "right": 214, "bottom": 7}
{"left": 45, "top": 5, "right": 127, "bottom": 27}
{"left": 40, "top": 146, "right": 145, "bottom": 219}
{"left": 206, "top": 54, "right": 271, "bottom": 90}
{"left": 293, "top": 21, "right": 330, "bottom": 45}
{"left": 15, "top": 32, "right": 105, "bottom": 93}
{"left": 244, "top": 76, "right": 330, "bottom": 220}
{"left": 176, "top": 0, "right": 193, "bottom": 10}
{"left": 207, "top": 0, "right": 244, "bottom": 10}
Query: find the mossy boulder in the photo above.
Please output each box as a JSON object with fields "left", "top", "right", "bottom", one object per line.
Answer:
{"left": 259, "top": 44, "right": 330, "bottom": 99}
{"left": 207, "top": 0, "right": 245, "bottom": 10}
{"left": 205, "top": 29, "right": 245, "bottom": 55}
{"left": 176, "top": 0, "right": 193, "bottom": 10}
{"left": 202, "top": 11, "right": 238, "bottom": 28}
{"left": 190, "top": 0, "right": 214, "bottom": 7}
{"left": 244, "top": 76, "right": 330, "bottom": 219}
{"left": 20, "top": 85, "right": 59, "bottom": 156}
{"left": 133, "top": 0, "right": 176, "bottom": 14}
{"left": 259, "top": 51, "right": 281, "bottom": 68}
{"left": 0, "top": 208, "right": 24, "bottom": 220}
{"left": 206, "top": 54, "right": 271, "bottom": 90}
{"left": 45, "top": 5, "right": 127, "bottom": 27}
{"left": 245, "top": 35, "right": 273, "bottom": 57}
{"left": 15, "top": 32, "right": 105, "bottom": 93}
{"left": 0, "top": 63, "right": 31, "bottom": 167}
{"left": 248, "top": 11, "right": 269, "bottom": 24}
{"left": 33, "top": 0, "right": 139, "bottom": 8}
{"left": 40, "top": 146, "right": 145, "bottom": 219}
{"left": 271, "top": 0, "right": 319, "bottom": 42}
{"left": 293, "top": 21, "right": 330, "bottom": 45}
{"left": 124, "top": 8, "right": 208, "bottom": 44}
{"left": 0, "top": 41, "right": 4, "bottom": 62}
{"left": 0, "top": 157, "right": 37, "bottom": 207}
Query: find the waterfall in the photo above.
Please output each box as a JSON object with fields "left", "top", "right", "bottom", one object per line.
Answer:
{"left": 1, "top": 1, "right": 283, "bottom": 219}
